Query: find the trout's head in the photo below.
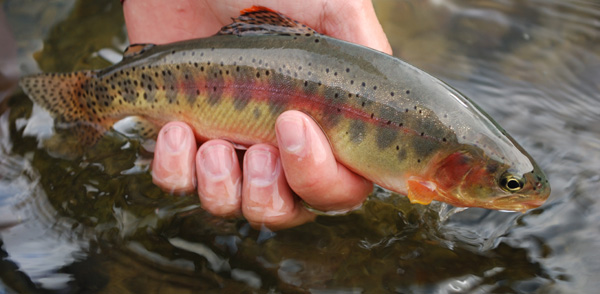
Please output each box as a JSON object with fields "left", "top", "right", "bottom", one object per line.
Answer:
{"left": 420, "top": 149, "right": 550, "bottom": 212}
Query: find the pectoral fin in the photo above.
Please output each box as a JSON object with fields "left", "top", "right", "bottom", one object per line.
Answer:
{"left": 407, "top": 178, "right": 439, "bottom": 205}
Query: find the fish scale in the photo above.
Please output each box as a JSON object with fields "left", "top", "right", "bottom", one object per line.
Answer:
{"left": 19, "top": 6, "right": 550, "bottom": 211}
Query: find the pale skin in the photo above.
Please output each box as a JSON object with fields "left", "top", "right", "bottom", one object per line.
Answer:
{"left": 123, "top": 0, "right": 393, "bottom": 230}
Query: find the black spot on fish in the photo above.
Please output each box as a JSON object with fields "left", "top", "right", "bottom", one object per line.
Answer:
{"left": 303, "top": 79, "right": 319, "bottom": 95}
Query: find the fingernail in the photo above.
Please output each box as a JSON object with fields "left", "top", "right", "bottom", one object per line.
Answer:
{"left": 163, "top": 125, "right": 186, "bottom": 152}
{"left": 200, "top": 144, "right": 233, "bottom": 180}
{"left": 246, "top": 149, "right": 279, "bottom": 186}
{"left": 277, "top": 116, "right": 305, "bottom": 154}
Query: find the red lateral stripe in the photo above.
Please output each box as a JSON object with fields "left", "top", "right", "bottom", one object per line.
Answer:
{"left": 179, "top": 74, "right": 439, "bottom": 143}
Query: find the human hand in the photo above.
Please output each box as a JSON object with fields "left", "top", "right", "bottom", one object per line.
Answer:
{"left": 123, "top": 0, "right": 392, "bottom": 230}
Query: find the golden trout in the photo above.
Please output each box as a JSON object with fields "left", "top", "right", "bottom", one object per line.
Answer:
{"left": 20, "top": 6, "right": 550, "bottom": 211}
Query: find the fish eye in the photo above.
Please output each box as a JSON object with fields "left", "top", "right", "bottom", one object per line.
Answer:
{"left": 500, "top": 173, "right": 525, "bottom": 192}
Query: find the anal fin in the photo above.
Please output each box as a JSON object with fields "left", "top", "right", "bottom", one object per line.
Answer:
{"left": 112, "top": 116, "right": 160, "bottom": 139}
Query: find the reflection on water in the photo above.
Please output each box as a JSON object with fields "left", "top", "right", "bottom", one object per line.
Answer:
{"left": 1, "top": 0, "right": 599, "bottom": 293}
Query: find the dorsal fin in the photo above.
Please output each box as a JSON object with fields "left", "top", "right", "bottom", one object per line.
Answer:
{"left": 123, "top": 43, "right": 155, "bottom": 58}
{"left": 218, "top": 6, "right": 317, "bottom": 37}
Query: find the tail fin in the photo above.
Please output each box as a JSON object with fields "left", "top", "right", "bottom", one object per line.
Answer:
{"left": 19, "top": 71, "right": 107, "bottom": 147}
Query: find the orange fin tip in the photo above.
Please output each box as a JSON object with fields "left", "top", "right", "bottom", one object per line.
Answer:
{"left": 406, "top": 178, "right": 439, "bottom": 205}
{"left": 240, "top": 6, "right": 277, "bottom": 14}
{"left": 219, "top": 6, "right": 316, "bottom": 37}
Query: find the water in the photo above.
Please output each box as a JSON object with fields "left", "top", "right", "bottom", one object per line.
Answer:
{"left": 1, "top": 0, "right": 599, "bottom": 293}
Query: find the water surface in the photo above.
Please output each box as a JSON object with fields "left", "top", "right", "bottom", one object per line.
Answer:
{"left": 1, "top": 0, "right": 599, "bottom": 293}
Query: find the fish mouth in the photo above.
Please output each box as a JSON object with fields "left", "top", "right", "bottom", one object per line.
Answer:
{"left": 490, "top": 196, "right": 546, "bottom": 212}
{"left": 431, "top": 191, "right": 545, "bottom": 212}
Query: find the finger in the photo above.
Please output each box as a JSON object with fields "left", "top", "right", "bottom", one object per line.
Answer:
{"left": 242, "top": 145, "right": 315, "bottom": 230}
{"left": 123, "top": 0, "right": 221, "bottom": 44}
{"left": 195, "top": 140, "right": 242, "bottom": 216}
{"left": 152, "top": 122, "right": 197, "bottom": 194}
{"left": 321, "top": 0, "right": 393, "bottom": 54}
{"left": 276, "top": 111, "right": 373, "bottom": 211}
{"left": 124, "top": 0, "right": 392, "bottom": 55}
